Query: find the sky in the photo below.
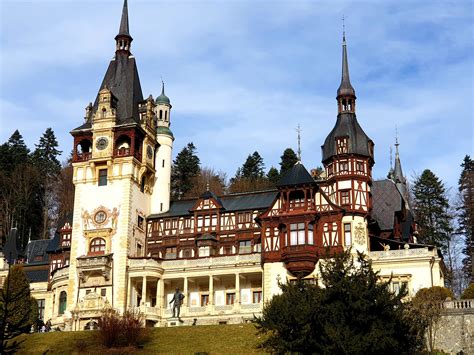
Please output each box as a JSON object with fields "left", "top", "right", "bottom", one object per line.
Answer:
{"left": 0, "top": 0, "right": 472, "bottom": 192}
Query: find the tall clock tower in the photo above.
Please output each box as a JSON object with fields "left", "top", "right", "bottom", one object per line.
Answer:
{"left": 67, "top": 0, "right": 171, "bottom": 321}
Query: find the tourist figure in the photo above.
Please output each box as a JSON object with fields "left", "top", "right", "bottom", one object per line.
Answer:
{"left": 169, "top": 288, "right": 185, "bottom": 318}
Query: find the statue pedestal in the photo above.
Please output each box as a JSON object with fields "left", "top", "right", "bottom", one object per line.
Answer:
{"left": 167, "top": 317, "right": 185, "bottom": 327}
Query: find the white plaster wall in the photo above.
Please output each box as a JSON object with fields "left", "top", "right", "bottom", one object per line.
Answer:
{"left": 151, "top": 134, "right": 172, "bottom": 214}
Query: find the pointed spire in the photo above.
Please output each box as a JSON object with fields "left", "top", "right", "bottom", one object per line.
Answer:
{"left": 393, "top": 129, "right": 404, "bottom": 183}
{"left": 337, "top": 28, "right": 355, "bottom": 99}
{"left": 115, "top": 0, "right": 133, "bottom": 54}
{"left": 118, "top": 0, "right": 130, "bottom": 37}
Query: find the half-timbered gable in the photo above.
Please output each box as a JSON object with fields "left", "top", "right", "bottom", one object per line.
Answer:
{"left": 147, "top": 190, "right": 276, "bottom": 259}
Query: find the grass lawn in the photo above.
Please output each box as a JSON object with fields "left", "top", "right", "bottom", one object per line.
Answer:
{"left": 9, "top": 323, "right": 268, "bottom": 354}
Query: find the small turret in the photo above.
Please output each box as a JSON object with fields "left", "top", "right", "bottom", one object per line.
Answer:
{"left": 155, "top": 82, "right": 172, "bottom": 134}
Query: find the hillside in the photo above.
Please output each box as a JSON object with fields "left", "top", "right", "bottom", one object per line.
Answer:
{"left": 9, "top": 324, "right": 266, "bottom": 354}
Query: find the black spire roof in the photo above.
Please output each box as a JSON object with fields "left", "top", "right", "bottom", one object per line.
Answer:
{"left": 337, "top": 33, "right": 355, "bottom": 98}
{"left": 71, "top": 0, "right": 143, "bottom": 132}
{"left": 321, "top": 34, "right": 372, "bottom": 163}
{"left": 321, "top": 113, "right": 373, "bottom": 162}
{"left": 277, "top": 162, "right": 315, "bottom": 187}
{"left": 116, "top": 0, "right": 131, "bottom": 39}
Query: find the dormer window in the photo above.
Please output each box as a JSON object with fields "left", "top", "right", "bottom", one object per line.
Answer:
{"left": 336, "top": 137, "right": 348, "bottom": 154}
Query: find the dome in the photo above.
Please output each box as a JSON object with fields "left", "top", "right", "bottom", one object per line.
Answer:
{"left": 155, "top": 93, "right": 170, "bottom": 105}
{"left": 156, "top": 82, "right": 170, "bottom": 105}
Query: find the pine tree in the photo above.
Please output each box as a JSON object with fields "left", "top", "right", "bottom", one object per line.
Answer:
{"left": 255, "top": 251, "right": 424, "bottom": 353}
{"left": 458, "top": 155, "right": 474, "bottom": 282}
{"left": 412, "top": 169, "right": 452, "bottom": 251}
{"left": 279, "top": 148, "right": 298, "bottom": 175}
{"left": 267, "top": 167, "right": 280, "bottom": 186}
{"left": 171, "top": 143, "right": 200, "bottom": 199}
{"left": 228, "top": 152, "right": 272, "bottom": 193}
{"left": 31, "top": 128, "right": 62, "bottom": 239}
{"left": 31, "top": 128, "right": 62, "bottom": 178}
{"left": 0, "top": 131, "right": 41, "bottom": 245}
{"left": 0, "top": 265, "right": 38, "bottom": 353}
{"left": 241, "top": 151, "right": 265, "bottom": 180}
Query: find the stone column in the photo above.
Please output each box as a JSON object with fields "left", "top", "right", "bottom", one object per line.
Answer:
{"left": 128, "top": 277, "right": 133, "bottom": 307}
{"left": 155, "top": 278, "right": 161, "bottom": 308}
{"left": 235, "top": 273, "right": 240, "bottom": 303}
{"left": 209, "top": 275, "right": 214, "bottom": 305}
{"left": 142, "top": 276, "right": 147, "bottom": 306}
{"left": 183, "top": 277, "right": 188, "bottom": 307}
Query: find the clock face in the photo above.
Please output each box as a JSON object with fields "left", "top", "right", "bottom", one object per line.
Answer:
{"left": 94, "top": 211, "right": 107, "bottom": 224}
{"left": 96, "top": 137, "right": 109, "bottom": 151}
{"left": 146, "top": 145, "right": 153, "bottom": 159}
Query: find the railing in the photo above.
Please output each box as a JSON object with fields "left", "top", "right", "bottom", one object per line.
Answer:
{"left": 442, "top": 299, "right": 473, "bottom": 310}
{"left": 162, "top": 253, "right": 261, "bottom": 269}
{"left": 51, "top": 266, "right": 69, "bottom": 280}
{"left": 241, "top": 303, "right": 262, "bottom": 312}
{"left": 161, "top": 303, "right": 262, "bottom": 317}
{"left": 129, "top": 258, "right": 162, "bottom": 269}
{"left": 138, "top": 305, "right": 161, "bottom": 318}
{"left": 76, "top": 152, "right": 92, "bottom": 162}
{"left": 369, "top": 247, "right": 436, "bottom": 260}
{"left": 77, "top": 254, "right": 113, "bottom": 268}
{"left": 114, "top": 147, "right": 131, "bottom": 157}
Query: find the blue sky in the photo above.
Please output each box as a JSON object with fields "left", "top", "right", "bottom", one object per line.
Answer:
{"left": 1, "top": 0, "right": 472, "bottom": 192}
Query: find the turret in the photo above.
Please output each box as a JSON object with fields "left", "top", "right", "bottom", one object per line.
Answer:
{"left": 150, "top": 83, "right": 173, "bottom": 214}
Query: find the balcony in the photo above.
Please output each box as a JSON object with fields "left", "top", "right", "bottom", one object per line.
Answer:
{"left": 76, "top": 152, "right": 92, "bottom": 162}
{"left": 281, "top": 245, "right": 319, "bottom": 277}
{"left": 369, "top": 247, "right": 437, "bottom": 260}
{"left": 162, "top": 253, "right": 261, "bottom": 270}
{"left": 77, "top": 254, "right": 113, "bottom": 282}
{"left": 162, "top": 303, "right": 263, "bottom": 318}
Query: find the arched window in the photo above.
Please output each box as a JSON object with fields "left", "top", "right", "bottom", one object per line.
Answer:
{"left": 58, "top": 291, "right": 67, "bottom": 315}
{"left": 90, "top": 238, "right": 106, "bottom": 254}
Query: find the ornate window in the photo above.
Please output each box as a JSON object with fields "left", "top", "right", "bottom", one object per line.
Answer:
{"left": 61, "top": 232, "right": 71, "bottom": 247}
{"left": 58, "top": 291, "right": 67, "bottom": 315}
{"left": 336, "top": 137, "right": 348, "bottom": 154}
{"left": 165, "top": 247, "right": 177, "bottom": 259}
{"left": 356, "top": 161, "right": 365, "bottom": 173}
{"left": 339, "top": 161, "right": 349, "bottom": 173}
{"left": 37, "top": 299, "right": 45, "bottom": 320}
{"left": 239, "top": 240, "right": 252, "bottom": 254}
{"left": 89, "top": 238, "right": 106, "bottom": 254}
{"left": 253, "top": 291, "right": 262, "bottom": 303}
{"left": 340, "top": 190, "right": 350, "bottom": 206}
{"left": 289, "top": 223, "right": 305, "bottom": 245}
{"left": 201, "top": 294, "right": 209, "bottom": 306}
{"left": 344, "top": 223, "right": 352, "bottom": 246}
{"left": 98, "top": 169, "right": 107, "bottom": 186}
{"left": 226, "top": 292, "right": 235, "bottom": 305}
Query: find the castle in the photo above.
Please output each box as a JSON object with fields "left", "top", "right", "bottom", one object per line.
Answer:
{"left": 0, "top": 0, "right": 445, "bottom": 330}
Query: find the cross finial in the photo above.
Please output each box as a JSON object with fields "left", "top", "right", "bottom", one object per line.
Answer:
{"left": 296, "top": 124, "right": 302, "bottom": 162}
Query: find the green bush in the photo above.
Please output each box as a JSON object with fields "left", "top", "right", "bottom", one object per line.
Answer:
{"left": 461, "top": 283, "right": 474, "bottom": 299}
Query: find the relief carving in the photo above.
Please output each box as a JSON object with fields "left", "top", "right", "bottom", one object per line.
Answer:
{"left": 354, "top": 222, "right": 366, "bottom": 245}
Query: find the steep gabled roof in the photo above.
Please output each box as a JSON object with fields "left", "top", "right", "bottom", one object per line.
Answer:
{"left": 25, "top": 239, "right": 50, "bottom": 264}
{"left": 371, "top": 179, "right": 402, "bottom": 231}
{"left": 277, "top": 163, "right": 315, "bottom": 187}
{"left": 3, "top": 228, "right": 21, "bottom": 264}
{"left": 148, "top": 190, "right": 278, "bottom": 219}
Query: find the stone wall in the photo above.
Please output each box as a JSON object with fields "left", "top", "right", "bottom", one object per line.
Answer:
{"left": 435, "top": 299, "right": 474, "bottom": 354}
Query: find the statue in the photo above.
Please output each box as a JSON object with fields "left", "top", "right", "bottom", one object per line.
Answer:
{"left": 169, "top": 288, "right": 185, "bottom": 318}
